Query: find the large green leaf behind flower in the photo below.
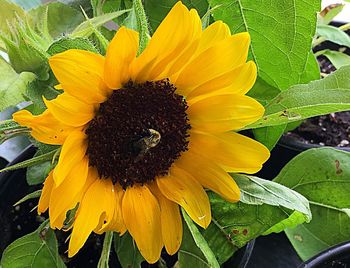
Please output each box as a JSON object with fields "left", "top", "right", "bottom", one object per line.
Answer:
{"left": 208, "top": 0, "right": 321, "bottom": 150}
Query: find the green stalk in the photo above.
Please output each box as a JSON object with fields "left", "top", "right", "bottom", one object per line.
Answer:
{"left": 97, "top": 231, "right": 114, "bottom": 268}
{"left": 134, "top": 0, "right": 150, "bottom": 55}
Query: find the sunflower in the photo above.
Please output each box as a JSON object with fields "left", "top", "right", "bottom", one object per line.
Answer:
{"left": 13, "top": 1, "right": 269, "bottom": 264}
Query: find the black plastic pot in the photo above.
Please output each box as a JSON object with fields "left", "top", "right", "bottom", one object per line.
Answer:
{"left": 299, "top": 241, "right": 350, "bottom": 268}
{"left": 0, "top": 146, "right": 255, "bottom": 267}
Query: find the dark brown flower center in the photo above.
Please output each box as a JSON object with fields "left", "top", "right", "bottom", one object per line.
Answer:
{"left": 85, "top": 79, "right": 190, "bottom": 188}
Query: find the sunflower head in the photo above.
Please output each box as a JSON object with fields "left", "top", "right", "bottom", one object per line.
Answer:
{"left": 13, "top": 1, "right": 269, "bottom": 264}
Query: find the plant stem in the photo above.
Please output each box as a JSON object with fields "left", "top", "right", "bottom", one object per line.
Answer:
{"left": 134, "top": 0, "right": 150, "bottom": 55}
{"left": 97, "top": 231, "right": 114, "bottom": 268}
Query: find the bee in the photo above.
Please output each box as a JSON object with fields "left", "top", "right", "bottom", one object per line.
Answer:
{"left": 132, "top": 129, "right": 161, "bottom": 162}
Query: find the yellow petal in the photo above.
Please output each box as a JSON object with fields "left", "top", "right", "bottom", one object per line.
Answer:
{"left": 68, "top": 178, "right": 115, "bottom": 257}
{"left": 43, "top": 93, "right": 96, "bottom": 127}
{"left": 13, "top": 109, "right": 74, "bottom": 145}
{"left": 187, "top": 94, "right": 264, "bottom": 132}
{"left": 122, "top": 185, "right": 163, "bottom": 264}
{"left": 174, "top": 33, "right": 250, "bottom": 95}
{"left": 38, "top": 170, "right": 54, "bottom": 214}
{"left": 187, "top": 61, "right": 257, "bottom": 99}
{"left": 150, "top": 184, "right": 182, "bottom": 255}
{"left": 49, "top": 157, "right": 89, "bottom": 229}
{"left": 151, "top": 8, "right": 202, "bottom": 80}
{"left": 176, "top": 150, "right": 240, "bottom": 202}
{"left": 131, "top": 2, "right": 201, "bottom": 82}
{"left": 190, "top": 132, "right": 270, "bottom": 174}
{"left": 196, "top": 20, "right": 231, "bottom": 55}
{"left": 104, "top": 27, "right": 139, "bottom": 89}
{"left": 157, "top": 165, "right": 211, "bottom": 228}
{"left": 49, "top": 49, "right": 109, "bottom": 104}
{"left": 100, "top": 184, "right": 126, "bottom": 234}
{"left": 53, "top": 130, "right": 87, "bottom": 186}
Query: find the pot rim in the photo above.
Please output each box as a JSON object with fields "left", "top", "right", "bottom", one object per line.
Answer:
{"left": 279, "top": 135, "right": 350, "bottom": 153}
{"left": 298, "top": 241, "right": 350, "bottom": 268}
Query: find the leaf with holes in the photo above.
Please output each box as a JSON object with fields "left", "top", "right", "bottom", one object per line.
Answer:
{"left": 198, "top": 174, "right": 311, "bottom": 264}
{"left": 274, "top": 147, "right": 350, "bottom": 261}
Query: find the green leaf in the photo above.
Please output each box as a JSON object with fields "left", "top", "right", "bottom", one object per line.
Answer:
{"left": 316, "top": 24, "right": 350, "bottom": 48}
{"left": 47, "top": 37, "right": 99, "bottom": 55}
{"left": 0, "top": 0, "right": 24, "bottom": 49}
{"left": 144, "top": 0, "right": 209, "bottom": 33}
{"left": 180, "top": 210, "right": 220, "bottom": 268}
{"left": 253, "top": 124, "right": 286, "bottom": 151}
{"left": 24, "top": 78, "right": 60, "bottom": 115}
{"left": 26, "top": 158, "right": 53, "bottom": 185}
{"left": 14, "top": 189, "right": 42, "bottom": 206}
{"left": 200, "top": 174, "right": 311, "bottom": 264}
{"left": 246, "top": 66, "right": 350, "bottom": 129}
{"left": 247, "top": 77, "right": 280, "bottom": 106}
{"left": 0, "top": 57, "right": 36, "bottom": 112}
{"left": 234, "top": 174, "right": 311, "bottom": 218}
{"left": 70, "top": 10, "right": 130, "bottom": 38}
{"left": 274, "top": 147, "right": 350, "bottom": 260}
{"left": 28, "top": 2, "right": 85, "bottom": 39}
{"left": 1, "top": 221, "right": 66, "bottom": 268}
{"left": 318, "top": 49, "right": 350, "bottom": 69}
{"left": 209, "top": 0, "right": 320, "bottom": 91}
{"left": 113, "top": 232, "right": 144, "bottom": 268}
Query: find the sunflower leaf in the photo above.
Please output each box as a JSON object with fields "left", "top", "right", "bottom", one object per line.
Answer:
{"left": 47, "top": 37, "right": 99, "bottom": 55}
{"left": 0, "top": 56, "right": 36, "bottom": 112}
{"left": 274, "top": 147, "right": 350, "bottom": 261}
{"left": 316, "top": 24, "right": 350, "bottom": 48}
{"left": 246, "top": 65, "right": 350, "bottom": 129}
{"left": 234, "top": 174, "right": 311, "bottom": 219}
{"left": 202, "top": 175, "right": 311, "bottom": 264}
{"left": 0, "top": 0, "right": 24, "bottom": 50}
{"left": 0, "top": 220, "right": 66, "bottom": 268}
{"left": 113, "top": 232, "right": 144, "bottom": 268}
{"left": 208, "top": 0, "right": 320, "bottom": 91}
{"left": 317, "top": 49, "right": 350, "bottom": 69}
{"left": 28, "top": 2, "right": 85, "bottom": 39}
{"left": 179, "top": 209, "right": 220, "bottom": 268}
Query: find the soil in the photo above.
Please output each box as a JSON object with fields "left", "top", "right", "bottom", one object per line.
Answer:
{"left": 287, "top": 27, "right": 350, "bottom": 148}
{"left": 286, "top": 111, "right": 350, "bottom": 147}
